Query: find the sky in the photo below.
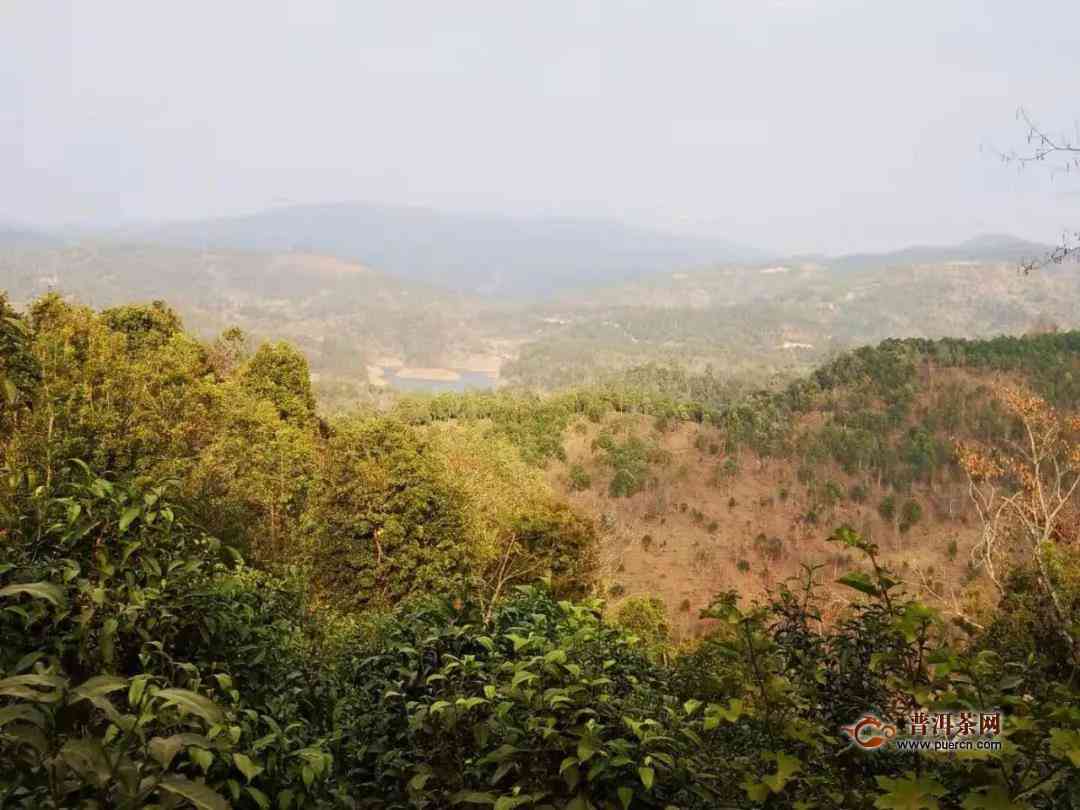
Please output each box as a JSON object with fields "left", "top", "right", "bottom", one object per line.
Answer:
{"left": 3, "top": 0, "right": 1080, "bottom": 255}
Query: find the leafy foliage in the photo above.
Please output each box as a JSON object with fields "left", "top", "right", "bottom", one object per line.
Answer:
{"left": 3, "top": 293, "right": 1080, "bottom": 809}
{"left": 0, "top": 465, "right": 337, "bottom": 808}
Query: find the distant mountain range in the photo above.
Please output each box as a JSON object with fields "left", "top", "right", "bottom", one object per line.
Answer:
{"left": 0, "top": 225, "right": 58, "bottom": 249}
{"left": 822, "top": 233, "right": 1053, "bottom": 272}
{"left": 1, "top": 204, "right": 1056, "bottom": 302}
{"left": 107, "top": 203, "right": 765, "bottom": 298}
{"left": 1, "top": 210, "right": 1071, "bottom": 394}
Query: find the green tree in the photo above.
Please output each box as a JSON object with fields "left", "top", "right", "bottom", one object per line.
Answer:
{"left": 304, "top": 417, "right": 473, "bottom": 610}
{"left": 100, "top": 299, "right": 183, "bottom": 351}
{"left": 191, "top": 385, "right": 317, "bottom": 559}
{"left": 240, "top": 342, "right": 317, "bottom": 423}
{"left": 878, "top": 494, "right": 896, "bottom": 523}
{"left": 899, "top": 498, "right": 923, "bottom": 533}
{"left": 0, "top": 292, "right": 40, "bottom": 433}
{"left": 615, "top": 595, "right": 671, "bottom": 658}
{"left": 568, "top": 463, "right": 592, "bottom": 491}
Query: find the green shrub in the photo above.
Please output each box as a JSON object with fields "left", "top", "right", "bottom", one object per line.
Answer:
{"left": 0, "top": 465, "right": 336, "bottom": 809}
{"left": 899, "top": 498, "right": 923, "bottom": 533}
{"left": 597, "top": 434, "right": 654, "bottom": 498}
{"left": 822, "top": 480, "right": 845, "bottom": 506}
{"left": 712, "top": 457, "right": 739, "bottom": 486}
{"left": 614, "top": 595, "right": 671, "bottom": 654}
{"left": 609, "top": 468, "right": 639, "bottom": 497}
{"left": 568, "top": 462, "right": 592, "bottom": 491}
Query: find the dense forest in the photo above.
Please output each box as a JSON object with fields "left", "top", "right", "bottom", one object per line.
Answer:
{"left": 2, "top": 293, "right": 1079, "bottom": 808}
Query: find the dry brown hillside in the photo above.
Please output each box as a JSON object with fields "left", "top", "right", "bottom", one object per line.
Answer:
{"left": 547, "top": 414, "right": 985, "bottom": 639}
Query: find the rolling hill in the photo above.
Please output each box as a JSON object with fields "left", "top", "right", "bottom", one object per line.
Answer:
{"left": 1, "top": 217, "right": 1071, "bottom": 402}
{"left": 504, "top": 237, "right": 1072, "bottom": 388}
{"left": 113, "top": 202, "right": 765, "bottom": 297}
{"left": 0, "top": 239, "right": 510, "bottom": 400}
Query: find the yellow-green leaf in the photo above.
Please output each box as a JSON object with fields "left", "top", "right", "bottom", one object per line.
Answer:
{"left": 961, "top": 785, "right": 1031, "bottom": 810}
{"left": 118, "top": 505, "right": 141, "bottom": 533}
{"left": 190, "top": 747, "right": 214, "bottom": 773}
{"left": 155, "top": 688, "right": 225, "bottom": 725}
{"left": 71, "top": 675, "right": 127, "bottom": 705}
{"left": 149, "top": 736, "right": 186, "bottom": 769}
{"left": 159, "top": 776, "right": 231, "bottom": 810}
{"left": 638, "top": 766, "right": 654, "bottom": 790}
{"left": 233, "top": 753, "right": 264, "bottom": 783}
{"left": 1049, "top": 728, "right": 1080, "bottom": 768}
{"left": 875, "top": 774, "right": 947, "bottom": 810}
{"left": 761, "top": 751, "right": 802, "bottom": 794}
{"left": 0, "top": 673, "right": 68, "bottom": 703}
{"left": 0, "top": 581, "right": 66, "bottom": 607}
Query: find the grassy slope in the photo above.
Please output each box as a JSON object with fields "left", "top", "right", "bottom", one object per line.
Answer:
{"left": 546, "top": 408, "right": 980, "bottom": 639}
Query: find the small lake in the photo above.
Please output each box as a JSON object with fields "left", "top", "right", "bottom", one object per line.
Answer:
{"left": 384, "top": 368, "right": 497, "bottom": 393}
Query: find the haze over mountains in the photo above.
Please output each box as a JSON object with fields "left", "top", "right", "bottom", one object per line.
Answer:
{"left": 112, "top": 203, "right": 765, "bottom": 298}
{"left": 2, "top": 202, "right": 1072, "bottom": 407}
{"left": 2, "top": 202, "right": 1055, "bottom": 298}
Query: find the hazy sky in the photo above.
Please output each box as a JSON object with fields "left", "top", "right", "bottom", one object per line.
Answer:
{"left": 3, "top": 1, "right": 1080, "bottom": 254}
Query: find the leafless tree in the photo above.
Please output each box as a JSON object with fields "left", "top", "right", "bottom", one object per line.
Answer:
{"left": 957, "top": 386, "right": 1080, "bottom": 663}
{"left": 996, "top": 108, "right": 1080, "bottom": 272}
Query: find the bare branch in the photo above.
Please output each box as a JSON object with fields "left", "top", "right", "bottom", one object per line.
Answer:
{"left": 997, "top": 108, "right": 1080, "bottom": 273}
{"left": 1007, "top": 107, "right": 1080, "bottom": 167}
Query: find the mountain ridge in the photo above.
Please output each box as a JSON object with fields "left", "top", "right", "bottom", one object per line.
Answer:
{"left": 106, "top": 201, "right": 765, "bottom": 298}
{"left": 6, "top": 203, "right": 1056, "bottom": 299}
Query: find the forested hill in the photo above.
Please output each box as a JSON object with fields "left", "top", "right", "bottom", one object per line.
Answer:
{"left": 505, "top": 244, "right": 1076, "bottom": 389}
{"left": 383, "top": 330, "right": 1080, "bottom": 631}
{"left": 2, "top": 292, "right": 1079, "bottom": 808}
